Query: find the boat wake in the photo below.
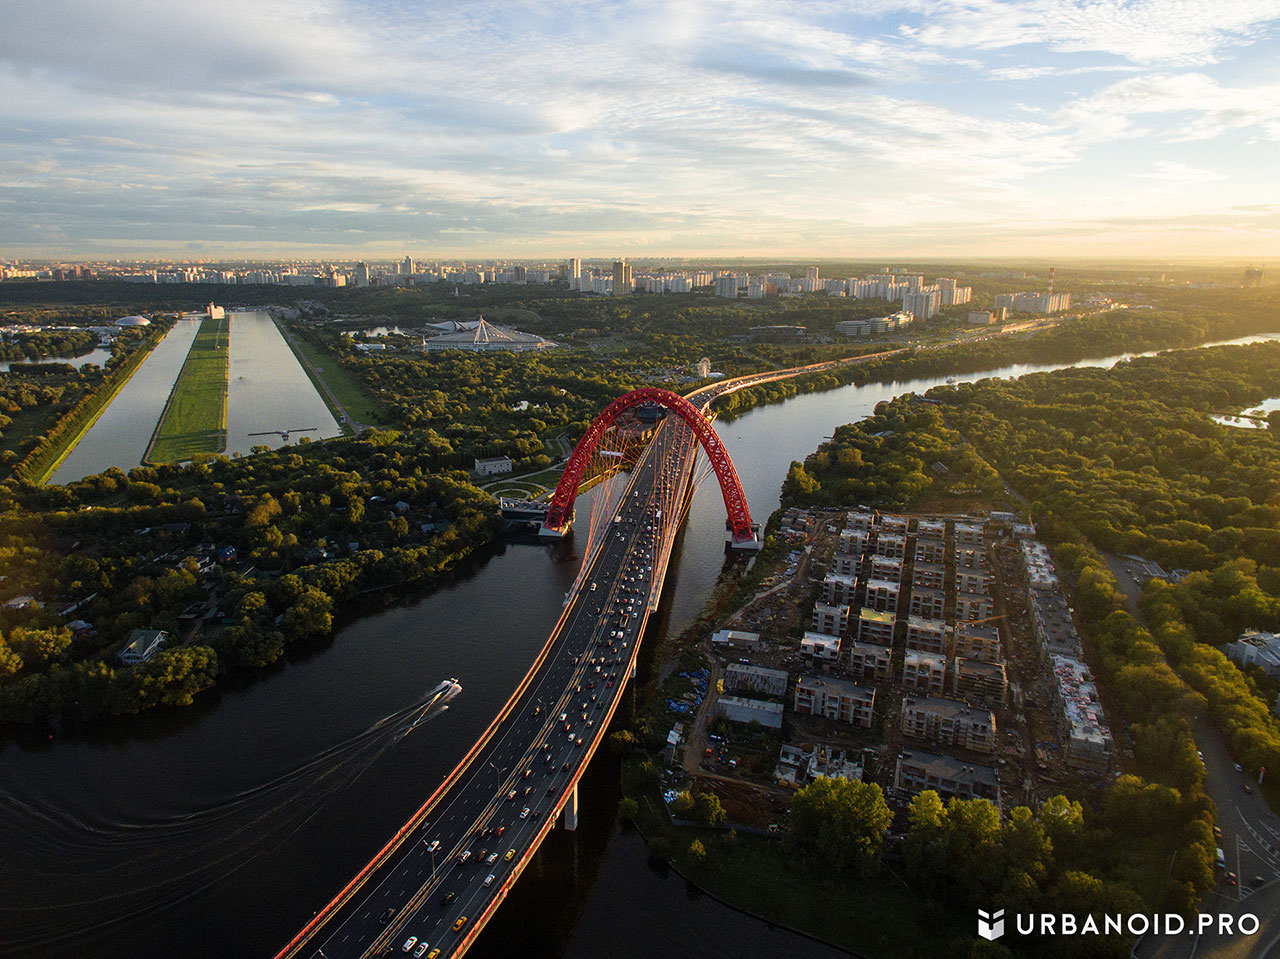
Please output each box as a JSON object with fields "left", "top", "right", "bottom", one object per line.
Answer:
{"left": 0, "top": 681, "right": 460, "bottom": 955}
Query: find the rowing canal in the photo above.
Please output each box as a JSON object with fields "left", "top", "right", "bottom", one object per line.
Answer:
{"left": 48, "top": 311, "right": 339, "bottom": 485}
{"left": 2, "top": 334, "right": 1277, "bottom": 959}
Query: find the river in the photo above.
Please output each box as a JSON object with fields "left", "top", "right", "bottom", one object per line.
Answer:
{"left": 0, "top": 346, "right": 113, "bottom": 373}
{"left": 3, "top": 333, "right": 1277, "bottom": 959}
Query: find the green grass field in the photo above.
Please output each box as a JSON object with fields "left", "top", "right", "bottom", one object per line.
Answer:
{"left": 282, "top": 326, "right": 383, "bottom": 428}
{"left": 146, "top": 315, "right": 228, "bottom": 463}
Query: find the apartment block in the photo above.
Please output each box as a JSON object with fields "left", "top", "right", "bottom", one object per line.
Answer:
{"left": 858, "top": 608, "right": 896, "bottom": 646}
{"left": 912, "top": 562, "right": 945, "bottom": 591}
{"left": 910, "top": 587, "right": 946, "bottom": 620}
{"left": 1021, "top": 540, "right": 1059, "bottom": 590}
{"left": 906, "top": 616, "right": 950, "bottom": 655}
{"left": 954, "top": 623, "right": 1002, "bottom": 663}
{"left": 847, "top": 640, "right": 893, "bottom": 684}
{"left": 870, "top": 555, "right": 903, "bottom": 584}
{"left": 831, "top": 551, "right": 861, "bottom": 577}
{"left": 894, "top": 749, "right": 1001, "bottom": 803}
{"left": 801, "top": 630, "right": 842, "bottom": 667}
{"left": 875, "top": 533, "right": 907, "bottom": 560}
{"left": 902, "top": 650, "right": 948, "bottom": 697}
{"left": 864, "top": 578, "right": 900, "bottom": 613}
{"left": 811, "top": 602, "right": 850, "bottom": 637}
{"left": 845, "top": 511, "right": 876, "bottom": 534}
{"left": 954, "top": 521, "right": 986, "bottom": 548}
{"left": 879, "top": 515, "right": 909, "bottom": 535}
{"left": 1030, "top": 591, "right": 1082, "bottom": 661}
{"left": 956, "top": 569, "right": 993, "bottom": 594}
{"left": 1052, "top": 655, "right": 1113, "bottom": 772}
{"left": 955, "top": 591, "right": 994, "bottom": 623}
{"left": 951, "top": 657, "right": 1008, "bottom": 708}
{"left": 954, "top": 547, "right": 986, "bottom": 570}
{"left": 916, "top": 518, "right": 945, "bottom": 540}
{"left": 839, "top": 529, "right": 868, "bottom": 556}
{"left": 794, "top": 675, "right": 875, "bottom": 728}
{"left": 915, "top": 538, "right": 946, "bottom": 565}
{"left": 823, "top": 572, "right": 858, "bottom": 606}
{"left": 716, "top": 695, "right": 783, "bottom": 729}
{"left": 900, "top": 696, "right": 997, "bottom": 753}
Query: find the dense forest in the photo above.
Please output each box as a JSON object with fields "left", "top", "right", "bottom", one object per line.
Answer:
{"left": 0, "top": 328, "right": 98, "bottom": 361}
{"left": 0, "top": 430, "right": 502, "bottom": 723}
{"left": 773, "top": 344, "right": 1280, "bottom": 937}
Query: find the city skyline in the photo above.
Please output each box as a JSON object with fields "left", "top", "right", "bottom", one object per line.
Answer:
{"left": 3, "top": 0, "right": 1279, "bottom": 259}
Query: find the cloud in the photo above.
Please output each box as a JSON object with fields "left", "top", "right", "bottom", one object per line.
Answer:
{"left": 904, "top": 0, "right": 1279, "bottom": 66}
{"left": 0, "top": 0, "right": 1278, "bottom": 256}
{"left": 1058, "top": 72, "right": 1280, "bottom": 142}
{"left": 1136, "top": 161, "right": 1227, "bottom": 182}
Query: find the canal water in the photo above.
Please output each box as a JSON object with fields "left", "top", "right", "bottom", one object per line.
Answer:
{"left": 47, "top": 312, "right": 340, "bottom": 484}
{"left": 225, "top": 311, "right": 342, "bottom": 457}
{"left": 3, "top": 333, "right": 1276, "bottom": 959}
{"left": 47, "top": 320, "right": 202, "bottom": 485}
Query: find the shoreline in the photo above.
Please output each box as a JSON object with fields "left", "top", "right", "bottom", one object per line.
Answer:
{"left": 22, "top": 322, "right": 173, "bottom": 485}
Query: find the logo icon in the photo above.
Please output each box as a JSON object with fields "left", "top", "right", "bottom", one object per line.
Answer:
{"left": 978, "top": 908, "right": 1005, "bottom": 941}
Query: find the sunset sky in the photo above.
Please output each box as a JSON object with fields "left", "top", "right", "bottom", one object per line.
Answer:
{"left": 2, "top": 0, "right": 1278, "bottom": 259}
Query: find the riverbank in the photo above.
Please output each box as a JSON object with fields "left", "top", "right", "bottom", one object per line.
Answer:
{"left": 12, "top": 321, "right": 172, "bottom": 484}
{"left": 275, "top": 317, "right": 382, "bottom": 432}
{"left": 621, "top": 775, "right": 970, "bottom": 959}
{"left": 145, "top": 314, "right": 229, "bottom": 463}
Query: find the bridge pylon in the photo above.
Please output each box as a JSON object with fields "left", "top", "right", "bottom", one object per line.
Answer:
{"left": 541, "top": 387, "right": 755, "bottom": 542}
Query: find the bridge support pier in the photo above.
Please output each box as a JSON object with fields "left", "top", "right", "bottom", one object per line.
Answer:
{"left": 563, "top": 784, "right": 579, "bottom": 831}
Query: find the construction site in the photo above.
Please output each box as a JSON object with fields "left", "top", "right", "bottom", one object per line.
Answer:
{"left": 653, "top": 505, "right": 1116, "bottom": 830}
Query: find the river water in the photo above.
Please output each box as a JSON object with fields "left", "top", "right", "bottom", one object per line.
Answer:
{"left": 4, "top": 333, "right": 1276, "bottom": 959}
{"left": 0, "top": 346, "right": 113, "bottom": 373}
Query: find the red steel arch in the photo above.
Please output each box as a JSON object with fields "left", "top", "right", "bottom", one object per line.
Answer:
{"left": 544, "top": 387, "right": 755, "bottom": 542}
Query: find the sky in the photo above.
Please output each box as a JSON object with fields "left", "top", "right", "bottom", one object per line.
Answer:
{"left": 2, "top": 0, "right": 1279, "bottom": 260}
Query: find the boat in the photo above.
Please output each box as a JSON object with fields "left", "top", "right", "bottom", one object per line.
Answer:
{"left": 410, "top": 678, "right": 462, "bottom": 728}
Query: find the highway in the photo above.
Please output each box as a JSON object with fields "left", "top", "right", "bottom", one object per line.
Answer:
{"left": 278, "top": 416, "right": 700, "bottom": 959}
{"left": 276, "top": 349, "right": 925, "bottom": 959}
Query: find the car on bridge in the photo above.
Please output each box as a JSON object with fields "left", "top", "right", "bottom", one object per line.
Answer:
{"left": 402, "top": 936, "right": 418, "bottom": 952}
{"left": 452, "top": 917, "right": 469, "bottom": 933}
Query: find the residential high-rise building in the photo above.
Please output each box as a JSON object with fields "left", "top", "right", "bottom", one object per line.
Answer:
{"left": 612, "top": 260, "right": 632, "bottom": 295}
{"left": 355, "top": 261, "right": 370, "bottom": 287}
{"left": 401, "top": 255, "right": 415, "bottom": 275}
{"left": 565, "top": 258, "right": 581, "bottom": 290}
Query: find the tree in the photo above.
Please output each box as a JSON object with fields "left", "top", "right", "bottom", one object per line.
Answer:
{"left": 687, "top": 838, "right": 707, "bottom": 863}
{"left": 789, "top": 777, "right": 892, "bottom": 877}
{"left": 283, "top": 587, "right": 334, "bottom": 640}
{"left": 693, "top": 791, "right": 726, "bottom": 828}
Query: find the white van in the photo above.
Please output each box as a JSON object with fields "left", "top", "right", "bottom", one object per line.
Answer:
{"left": 1216, "top": 847, "right": 1227, "bottom": 869}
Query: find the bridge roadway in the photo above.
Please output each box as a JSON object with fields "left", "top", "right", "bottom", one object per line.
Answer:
{"left": 279, "top": 418, "right": 699, "bottom": 959}
{"left": 278, "top": 352, "right": 907, "bottom": 959}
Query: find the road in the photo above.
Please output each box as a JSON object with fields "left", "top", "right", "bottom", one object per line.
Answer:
{"left": 276, "top": 344, "right": 947, "bottom": 959}
{"left": 1134, "top": 723, "right": 1280, "bottom": 959}
{"left": 277, "top": 415, "right": 700, "bottom": 959}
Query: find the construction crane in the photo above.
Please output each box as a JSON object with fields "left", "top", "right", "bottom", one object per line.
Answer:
{"left": 247, "top": 427, "right": 318, "bottom": 442}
